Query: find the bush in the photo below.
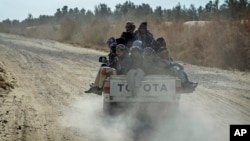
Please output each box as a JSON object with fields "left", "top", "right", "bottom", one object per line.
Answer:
{"left": 162, "top": 21, "right": 249, "bottom": 70}
{"left": 82, "top": 20, "right": 110, "bottom": 46}
{"left": 60, "top": 18, "right": 80, "bottom": 41}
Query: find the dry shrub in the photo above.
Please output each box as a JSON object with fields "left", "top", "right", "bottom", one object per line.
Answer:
{"left": 0, "top": 23, "right": 10, "bottom": 33}
{"left": 60, "top": 18, "right": 80, "bottom": 41}
{"left": 25, "top": 25, "right": 60, "bottom": 40}
{"left": 159, "top": 21, "right": 249, "bottom": 71}
{"left": 238, "top": 20, "right": 250, "bottom": 70}
{"left": 83, "top": 19, "right": 249, "bottom": 70}
{"left": 9, "top": 27, "right": 26, "bottom": 36}
{"left": 199, "top": 21, "right": 247, "bottom": 70}
{"left": 106, "top": 21, "right": 125, "bottom": 38}
{"left": 80, "top": 20, "right": 110, "bottom": 50}
{"left": 158, "top": 22, "right": 185, "bottom": 52}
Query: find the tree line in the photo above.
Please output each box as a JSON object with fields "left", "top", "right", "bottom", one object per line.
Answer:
{"left": 1, "top": 0, "right": 250, "bottom": 27}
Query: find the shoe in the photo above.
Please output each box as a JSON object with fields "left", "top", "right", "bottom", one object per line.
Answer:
{"left": 182, "top": 81, "right": 198, "bottom": 88}
{"left": 93, "top": 88, "right": 102, "bottom": 95}
{"left": 182, "top": 81, "right": 198, "bottom": 93}
{"left": 85, "top": 87, "right": 97, "bottom": 93}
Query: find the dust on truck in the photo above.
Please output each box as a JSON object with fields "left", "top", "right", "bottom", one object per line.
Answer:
{"left": 102, "top": 75, "right": 183, "bottom": 114}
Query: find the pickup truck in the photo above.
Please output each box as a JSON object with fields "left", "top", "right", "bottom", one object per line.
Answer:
{"left": 98, "top": 56, "right": 196, "bottom": 115}
{"left": 102, "top": 74, "right": 184, "bottom": 115}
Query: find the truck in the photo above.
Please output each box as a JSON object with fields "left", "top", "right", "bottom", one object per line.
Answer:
{"left": 98, "top": 56, "right": 197, "bottom": 115}
{"left": 102, "top": 74, "right": 189, "bottom": 115}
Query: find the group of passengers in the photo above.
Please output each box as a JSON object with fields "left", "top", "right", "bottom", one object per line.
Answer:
{"left": 85, "top": 21, "right": 197, "bottom": 95}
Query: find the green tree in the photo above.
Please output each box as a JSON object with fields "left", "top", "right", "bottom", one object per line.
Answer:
{"left": 213, "top": 0, "right": 220, "bottom": 10}
{"left": 134, "top": 3, "right": 152, "bottom": 18}
{"left": 79, "top": 8, "right": 86, "bottom": 24}
{"left": 205, "top": 1, "right": 213, "bottom": 12}
{"left": 80, "top": 8, "right": 86, "bottom": 15}
{"left": 85, "top": 10, "right": 94, "bottom": 23}
{"left": 154, "top": 6, "right": 163, "bottom": 20}
{"left": 197, "top": 6, "right": 205, "bottom": 20}
{"left": 2, "top": 19, "right": 11, "bottom": 26}
{"left": 233, "top": 0, "right": 249, "bottom": 19}
{"left": 62, "top": 6, "right": 68, "bottom": 16}
{"left": 114, "top": 1, "right": 135, "bottom": 20}
{"left": 94, "top": 4, "right": 111, "bottom": 19}
{"left": 55, "top": 8, "right": 63, "bottom": 21}
{"left": 188, "top": 4, "right": 198, "bottom": 20}
{"left": 172, "top": 3, "right": 182, "bottom": 21}
{"left": 23, "top": 13, "right": 34, "bottom": 26}
{"left": 73, "top": 8, "right": 80, "bottom": 15}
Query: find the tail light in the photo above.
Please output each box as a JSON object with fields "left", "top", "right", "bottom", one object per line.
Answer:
{"left": 175, "top": 79, "right": 182, "bottom": 94}
{"left": 103, "top": 79, "right": 110, "bottom": 94}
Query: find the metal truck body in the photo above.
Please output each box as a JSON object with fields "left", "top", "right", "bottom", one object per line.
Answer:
{"left": 102, "top": 75, "right": 182, "bottom": 114}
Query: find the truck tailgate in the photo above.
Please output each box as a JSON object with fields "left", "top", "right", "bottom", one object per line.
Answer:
{"left": 110, "top": 75, "right": 176, "bottom": 97}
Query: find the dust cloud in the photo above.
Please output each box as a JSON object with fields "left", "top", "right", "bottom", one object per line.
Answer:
{"left": 61, "top": 96, "right": 135, "bottom": 141}
{"left": 61, "top": 95, "right": 216, "bottom": 141}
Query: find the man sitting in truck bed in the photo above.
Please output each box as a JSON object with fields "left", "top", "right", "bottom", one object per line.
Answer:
{"left": 126, "top": 44, "right": 145, "bottom": 94}
{"left": 85, "top": 37, "right": 118, "bottom": 94}
{"left": 142, "top": 47, "right": 164, "bottom": 74}
{"left": 85, "top": 44, "right": 132, "bottom": 95}
{"left": 157, "top": 47, "right": 198, "bottom": 90}
{"left": 141, "top": 45, "right": 197, "bottom": 91}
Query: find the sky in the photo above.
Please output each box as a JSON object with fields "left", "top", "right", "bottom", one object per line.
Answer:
{"left": 0, "top": 0, "right": 213, "bottom": 21}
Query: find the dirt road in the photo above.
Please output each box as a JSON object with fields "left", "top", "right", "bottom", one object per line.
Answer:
{"left": 0, "top": 33, "right": 250, "bottom": 141}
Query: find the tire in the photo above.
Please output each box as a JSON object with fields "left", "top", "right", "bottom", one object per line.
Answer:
{"left": 103, "top": 102, "right": 113, "bottom": 115}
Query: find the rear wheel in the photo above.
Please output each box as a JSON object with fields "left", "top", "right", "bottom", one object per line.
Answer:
{"left": 103, "top": 102, "right": 113, "bottom": 115}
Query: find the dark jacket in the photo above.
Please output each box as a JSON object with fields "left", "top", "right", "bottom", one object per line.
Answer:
{"left": 134, "top": 30, "right": 154, "bottom": 48}
{"left": 116, "top": 53, "right": 132, "bottom": 75}
{"left": 120, "top": 32, "right": 137, "bottom": 48}
{"left": 107, "top": 52, "right": 117, "bottom": 68}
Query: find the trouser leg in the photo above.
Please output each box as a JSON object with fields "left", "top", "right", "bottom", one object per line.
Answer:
{"left": 93, "top": 68, "right": 102, "bottom": 87}
{"left": 96, "top": 67, "right": 116, "bottom": 89}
